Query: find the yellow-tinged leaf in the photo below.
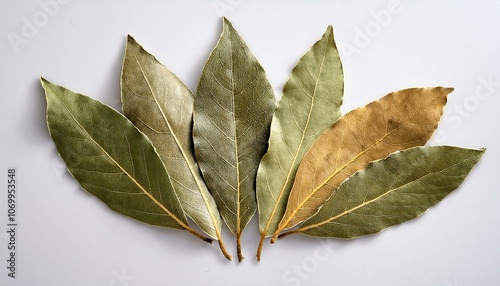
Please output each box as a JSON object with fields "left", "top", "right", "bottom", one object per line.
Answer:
{"left": 273, "top": 87, "right": 453, "bottom": 241}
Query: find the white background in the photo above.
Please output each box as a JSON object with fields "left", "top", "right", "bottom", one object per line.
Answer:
{"left": 1, "top": 1, "right": 499, "bottom": 285}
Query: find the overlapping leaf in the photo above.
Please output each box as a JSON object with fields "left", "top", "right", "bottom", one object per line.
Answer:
{"left": 120, "top": 36, "right": 230, "bottom": 259}
{"left": 255, "top": 26, "right": 343, "bottom": 260}
{"left": 273, "top": 87, "right": 454, "bottom": 241}
{"left": 42, "top": 78, "right": 211, "bottom": 243}
{"left": 280, "top": 146, "right": 484, "bottom": 238}
{"left": 193, "top": 18, "right": 276, "bottom": 261}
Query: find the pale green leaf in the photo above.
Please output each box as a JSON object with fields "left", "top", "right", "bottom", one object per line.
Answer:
{"left": 255, "top": 26, "right": 343, "bottom": 260}
{"left": 281, "top": 146, "right": 484, "bottom": 239}
{"left": 42, "top": 78, "right": 211, "bottom": 243}
{"left": 120, "top": 36, "right": 230, "bottom": 259}
{"left": 193, "top": 18, "right": 276, "bottom": 261}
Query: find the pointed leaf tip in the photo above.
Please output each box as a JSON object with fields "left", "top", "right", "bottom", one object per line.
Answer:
{"left": 222, "top": 17, "right": 231, "bottom": 27}
{"left": 40, "top": 77, "right": 51, "bottom": 87}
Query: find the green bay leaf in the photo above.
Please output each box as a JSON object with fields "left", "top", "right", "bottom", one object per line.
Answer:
{"left": 255, "top": 26, "right": 343, "bottom": 260}
{"left": 281, "top": 146, "right": 484, "bottom": 239}
{"left": 120, "top": 36, "right": 230, "bottom": 260}
{"left": 193, "top": 18, "right": 276, "bottom": 261}
{"left": 42, "top": 78, "right": 211, "bottom": 243}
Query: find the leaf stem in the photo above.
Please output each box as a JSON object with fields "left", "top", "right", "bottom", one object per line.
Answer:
{"left": 217, "top": 238, "right": 232, "bottom": 261}
{"left": 237, "top": 234, "right": 244, "bottom": 262}
{"left": 270, "top": 230, "right": 280, "bottom": 244}
{"left": 256, "top": 233, "right": 266, "bottom": 261}
{"left": 277, "top": 230, "right": 298, "bottom": 240}
{"left": 186, "top": 227, "right": 213, "bottom": 244}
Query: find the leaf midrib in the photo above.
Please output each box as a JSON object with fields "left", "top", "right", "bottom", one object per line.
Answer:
{"left": 227, "top": 30, "right": 242, "bottom": 237}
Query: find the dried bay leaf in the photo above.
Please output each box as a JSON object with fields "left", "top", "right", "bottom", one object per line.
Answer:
{"left": 255, "top": 26, "right": 343, "bottom": 260}
{"left": 280, "top": 146, "right": 485, "bottom": 239}
{"left": 273, "top": 87, "right": 454, "bottom": 241}
{"left": 121, "top": 36, "right": 230, "bottom": 260}
{"left": 42, "top": 78, "right": 211, "bottom": 243}
{"left": 193, "top": 18, "right": 276, "bottom": 261}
